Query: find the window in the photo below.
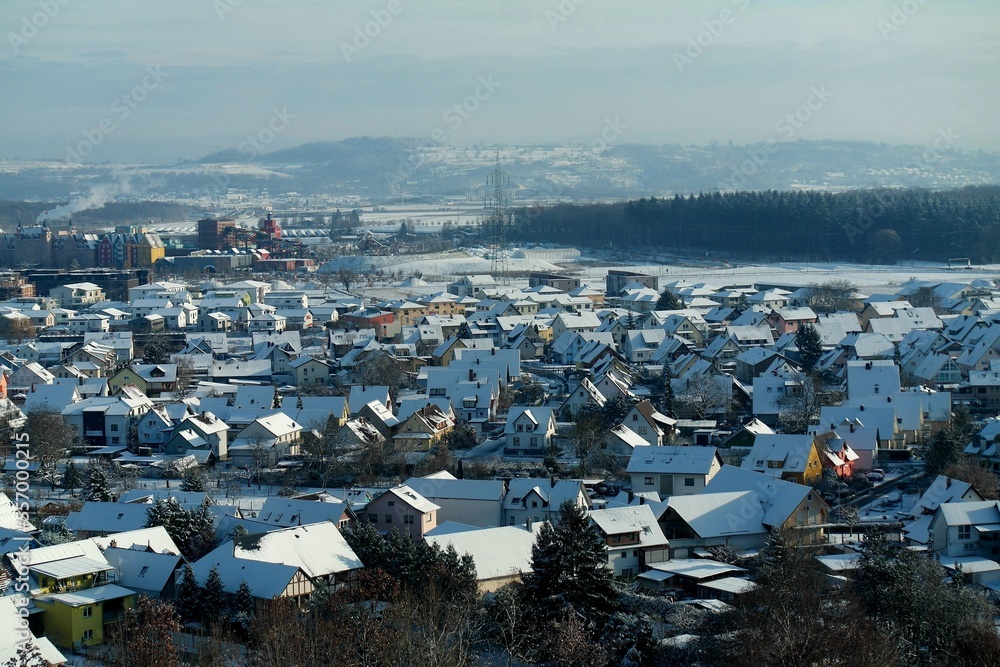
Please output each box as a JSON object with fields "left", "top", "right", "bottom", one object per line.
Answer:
{"left": 959, "top": 525, "right": 971, "bottom": 540}
{"left": 83, "top": 607, "right": 93, "bottom": 618}
{"left": 110, "top": 424, "right": 119, "bottom": 431}
{"left": 644, "top": 477, "right": 653, "bottom": 485}
{"left": 387, "top": 500, "right": 395, "bottom": 506}
{"left": 517, "top": 424, "right": 524, "bottom": 432}
{"left": 111, "top": 437, "right": 119, "bottom": 444}
{"left": 404, "top": 515, "right": 414, "bottom": 524}
{"left": 632, "top": 414, "right": 638, "bottom": 421}
{"left": 513, "top": 437, "right": 520, "bottom": 446}
{"left": 684, "top": 478, "right": 695, "bottom": 487}
{"left": 147, "top": 420, "right": 155, "bottom": 426}
{"left": 139, "top": 566, "right": 148, "bottom": 577}
{"left": 532, "top": 501, "right": 538, "bottom": 508}
{"left": 385, "top": 515, "right": 392, "bottom": 524}
{"left": 368, "top": 513, "right": 377, "bottom": 523}
{"left": 638, "top": 426, "right": 647, "bottom": 435}
{"left": 83, "top": 630, "right": 93, "bottom": 641}
{"left": 531, "top": 437, "right": 538, "bottom": 447}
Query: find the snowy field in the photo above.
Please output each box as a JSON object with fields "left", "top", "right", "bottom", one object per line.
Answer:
{"left": 320, "top": 243, "right": 1000, "bottom": 298}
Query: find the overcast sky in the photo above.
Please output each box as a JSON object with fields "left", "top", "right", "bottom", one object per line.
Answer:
{"left": 1, "top": 0, "right": 997, "bottom": 163}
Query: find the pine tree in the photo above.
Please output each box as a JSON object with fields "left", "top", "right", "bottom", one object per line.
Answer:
{"left": 232, "top": 579, "right": 255, "bottom": 633}
{"left": 62, "top": 461, "right": 81, "bottom": 494}
{"left": 202, "top": 566, "right": 227, "bottom": 624}
{"left": 521, "top": 501, "right": 618, "bottom": 626}
{"left": 795, "top": 323, "right": 823, "bottom": 373}
{"left": 145, "top": 498, "right": 216, "bottom": 560}
{"left": 176, "top": 564, "right": 202, "bottom": 624}
{"left": 655, "top": 289, "right": 682, "bottom": 311}
{"left": 179, "top": 467, "right": 205, "bottom": 492}
{"left": 660, "top": 366, "right": 676, "bottom": 419}
{"left": 82, "top": 460, "right": 113, "bottom": 502}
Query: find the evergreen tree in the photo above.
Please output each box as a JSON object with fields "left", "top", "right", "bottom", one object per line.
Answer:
{"left": 176, "top": 564, "right": 202, "bottom": 624}
{"left": 795, "top": 323, "right": 823, "bottom": 373}
{"left": 521, "top": 501, "right": 618, "bottom": 626}
{"left": 82, "top": 460, "right": 113, "bottom": 502}
{"left": 655, "top": 289, "right": 682, "bottom": 311}
{"left": 62, "top": 461, "right": 81, "bottom": 494}
{"left": 660, "top": 365, "right": 676, "bottom": 419}
{"left": 232, "top": 579, "right": 255, "bottom": 635}
{"left": 145, "top": 498, "right": 216, "bottom": 560}
{"left": 179, "top": 467, "right": 206, "bottom": 492}
{"left": 202, "top": 566, "right": 227, "bottom": 623}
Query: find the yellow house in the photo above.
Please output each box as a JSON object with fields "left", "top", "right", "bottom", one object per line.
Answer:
{"left": 35, "top": 584, "right": 135, "bottom": 648}
{"left": 7, "top": 541, "right": 136, "bottom": 649}
{"left": 740, "top": 433, "right": 825, "bottom": 486}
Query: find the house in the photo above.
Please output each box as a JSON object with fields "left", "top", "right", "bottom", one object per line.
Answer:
{"left": 393, "top": 405, "right": 455, "bottom": 450}
{"left": 622, "top": 399, "right": 676, "bottom": 446}
{"left": 903, "top": 475, "right": 985, "bottom": 547}
{"left": 740, "top": 433, "right": 824, "bottom": 485}
{"left": 247, "top": 497, "right": 352, "bottom": 530}
{"left": 767, "top": 307, "right": 817, "bottom": 335}
{"left": 0, "top": 596, "right": 66, "bottom": 665}
{"left": 61, "top": 393, "right": 153, "bottom": 449}
{"left": 653, "top": 491, "right": 769, "bottom": 558}
{"left": 929, "top": 500, "right": 1000, "bottom": 560}
{"left": 192, "top": 523, "right": 363, "bottom": 601}
{"left": 286, "top": 356, "right": 331, "bottom": 386}
{"left": 426, "top": 523, "right": 538, "bottom": 593}
{"left": 107, "top": 363, "right": 177, "bottom": 397}
{"left": 364, "top": 485, "right": 440, "bottom": 540}
{"left": 588, "top": 505, "right": 670, "bottom": 579}
{"left": 703, "top": 465, "right": 829, "bottom": 543}
{"left": 813, "top": 431, "right": 860, "bottom": 478}
{"left": 404, "top": 475, "right": 505, "bottom": 527}
{"left": 846, "top": 359, "right": 901, "bottom": 400}
{"left": 229, "top": 412, "right": 303, "bottom": 467}
{"left": 627, "top": 446, "right": 723, "bottom": 497}
{"left": 49, "top": 282, "right": 106, "bottom": 308}
{"left": 638, "top": 559, "right": 753, "bottom": 602}
{"left": 101, "top": 547, "right": 183, "bottom": 599}
{"left": 503, "top": 478, "right": 590, "bottom": 526}
{"left": 64, "top": 503, "right": 151, "bottom": 538}
{"left": 172, "top": 411, "right": 230, "bottom": 461}
{"left": 7, "top": 540, "right": 135, "bottom": 648}
{"left": 504, "top": 407, "right": 556, "bottom": 456}
{"left": 448, "top": 275, "right": 497, "bottom": 299}
{"left": 810, "top": 417, "right": 880, "bottom": 471}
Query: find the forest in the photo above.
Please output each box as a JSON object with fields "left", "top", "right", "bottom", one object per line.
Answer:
{"left": 511, "top": 187, "right": 1000, "bottom": 264}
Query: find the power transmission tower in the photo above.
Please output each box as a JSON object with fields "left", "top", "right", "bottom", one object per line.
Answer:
{"left": 484, "top": 151, "right": 512, "bottom": 285}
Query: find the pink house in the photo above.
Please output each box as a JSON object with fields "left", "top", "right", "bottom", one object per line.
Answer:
{"left": 767, "top": 307, "right": 818, "bottom": 335}
{"left": 364, "top": 485, "right": 440, "bottom": 540}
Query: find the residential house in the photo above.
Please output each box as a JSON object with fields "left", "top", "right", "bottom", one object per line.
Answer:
{"left": 364, "top": 485, "right": 440, "bottom": 540}
{"left": 628, "top": 446, "right": 723, "bottom": 497}
{"left": 426, "top": 523, "right": 538, "bottom": 592}
{"left": 503, "top": 478, "right": 590, "bottom": 526}
{"left": 504, "top": 407, "right": 556, "bottom": 456}
{"left": 740, "top": 433, "right": 824, "bottom": 485}
{"left": 404, "top": 474, "right": 505, "bottom": 527}
{"left": 588, "top": 505, "right": 670, "bottom": 578}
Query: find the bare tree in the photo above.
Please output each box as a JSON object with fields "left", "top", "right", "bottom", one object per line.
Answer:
{"left": 778, "top": 372, "right": 842, "bottom": 434}
{"left": 675, "top": 373, "right": 732, "bottom": 420}
{"left": 173, "top": 356, "right": 196, "bottom": 399}
{"left": 24, "top": 409, "right": 74, "bottom": 488}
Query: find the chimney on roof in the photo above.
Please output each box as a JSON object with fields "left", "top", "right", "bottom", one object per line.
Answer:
{"left": 850, "top": 422, "right": 855, "bottom": 433}
{"left": 525, "top": 517, "right": 532, "bottom": 530}
{"left": 550, "top": 477, "right": 557, "bottom": 488}
{"left": 946, "top": 476, "right": 952, "bottom": 489}
{"left": 865, "top": 361, "right": 872, "bottom": 369}
{"left": 860, "top": 405, "right": 865, "bottom": 411}
{"left": 491, "top": 348, "right": 496, "bottom": 356}
{"left": 469, "top": 368, "right": 474, "bottom": 381}
{"left": 639, "top": 495, "right": 645, "bottom": 505}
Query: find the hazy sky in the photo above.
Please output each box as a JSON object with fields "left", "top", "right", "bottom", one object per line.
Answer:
{"left": 1, "top": 0, "right": 997, "bottom": 163}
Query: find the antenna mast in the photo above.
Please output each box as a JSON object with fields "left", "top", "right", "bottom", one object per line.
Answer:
{"left": 485, "top": 151, "right": 512, "bottom": 285}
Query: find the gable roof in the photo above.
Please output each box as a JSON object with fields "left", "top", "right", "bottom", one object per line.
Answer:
{"left": 627, "top": 446, "right": 721, "bottom": 476}
{"left": 426, "top": 524, "right": 538, "bottom": 581}
{"left": 662, "top": 491, "right": 768, "bottom": 538}
{"left": 703, "top": 465, "right": 819, "bottom": 529}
